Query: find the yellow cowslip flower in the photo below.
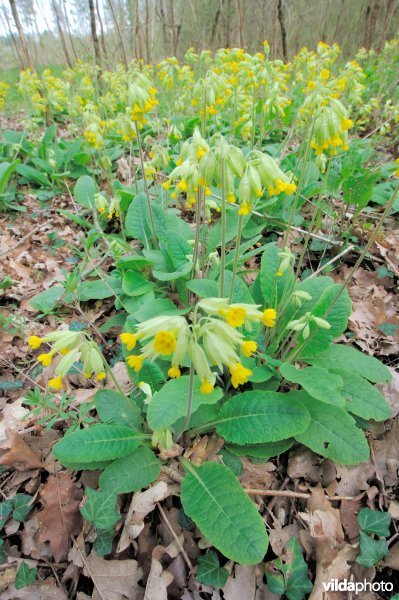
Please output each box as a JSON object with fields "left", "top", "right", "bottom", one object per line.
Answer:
{"left": 241, "top": 341, "right": 257, "bottom": 357}
{"left": 229, "top": 363, "right": 252, "bottom": 388}
{"left": 395, "top": 158, "right": 399, "bottom": 177}
{"left": 196, "top": 147, "right": 206, "bottom": 160}
{"left": 262, "top": 308, "right": 277, "bottom": 327}
{"left": 120, "top": 332, "right": 138, "bottom": 351}
{"left": 238, "top": 201, "right": 251, "bottom": 215}
{"left": 127, "top": 355, "right": 144, "bottom": 372}
{"left": 168, "top": 365, "right": 181, "bottom": 378}
{"left": 221, "top": 307, "right": 247, "bottom": 328}
{"left": 200, "top": 379, "right": 214, "bottom": 394}
{"left": 153, "top": 331, "right": 177, "bottom": 355}
{"left": 162, "top": 180, "right": 171, "bottom": 190}
{"left": 49, "top": 375, "right": 63, "bottom": 390}
{"left": 341, "top": 117, "right": 354, "bottom": 130}
{"left": 227, "top": 192, "right": 236, "bottom": 203}
{"left": 320, "top": 68, "right": 330, "bottom": 80}
{"left": 28, "top": 335, "right": 43, "bottom": 349}
{"left": 177, "top": 179, "right": 188, "bottom": 192}
{"left": 96, "top": 371, "right": 106, "bottom": 381}
{"left": 38, "top": 352, "right": 54, "bottom": 367}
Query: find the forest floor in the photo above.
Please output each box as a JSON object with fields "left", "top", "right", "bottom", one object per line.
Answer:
{"left": 1, "top": 115, "right": 399, "bottom": 599}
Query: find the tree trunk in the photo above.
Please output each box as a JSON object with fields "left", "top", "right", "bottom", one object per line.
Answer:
{"left": 8, "top": 0, "right": 35, "bottom": 70}
{"left": 277, "top": 0, "right": 287, "bottom": 60}
{"left": 0, "top": 6, "right": 24, "bottom": 68}
{"left": 226, "top": 0, "right": 232, "bottom": 47}
{"left": 51, "top": 0, "right": 72, "bottom": 67}
{"left": 236, "top": 0, "right": 244, "bottom": 47}
{"left": 107, "top": 0, "right": 128, "bottom": 67}
{"left": 210, "top": 0, "right": 224, "bottom": 50}
{"left": 363, "top": 0, "right": 381, "bottom": 50}
{"left": 95, "top": 0, "right": 108, "bottom": 61}
{"left": 145, "top": 0, "right": 151, "bottom": 63}
{"left": 272, "top": 0, "right": 279, "bottom": 58}
{"left": 88, "top": 0, "right": 101, "bottom": 67}
{"left": 61, "top": 0, "right": 78, "bottom": 61}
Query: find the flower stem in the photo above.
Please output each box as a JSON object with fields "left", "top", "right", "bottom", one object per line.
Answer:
{"left": 220, "top": 159, "right": 227, "bottom": 297}
{"left": 228, "top": 213, "right": 243, "bottom": 302}
{"left": 175, "top": 364, "right": 195, "bottom": 442}
{"left": 134, "top": 122, "right": 158, "bottom": 249}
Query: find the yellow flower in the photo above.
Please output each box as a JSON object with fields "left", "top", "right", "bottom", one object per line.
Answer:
{"left": 229, "top": 363, "right": 252, "bottom": 388}
{"left": 120, "top": 332, "right": 138, "bottom": 351}
{"left": 96, "top": 371, "right": 106, "bottom": 381}
{"left": 320, "top": 68, "right": 330, "bottom": 80}
{"left": 221, "top": 307, "right": 247, "bottom": 328}
{"left": 241, "top": 340, "right": 257, "bottom": 357}
{"left": 49, "top": 375, "right": 63, "bottom": 390}
{"left": 162, "top": 180, "right": 171, "bottom": 190}
{"left": 277, "top": 270, "right": 283, "bottom": 277}
{"left": 168, "top": 365, "right": 181, "bottom": 378}
{"left": 238, "top": 201, "right": 251, "bottom": 215}
{"left": 38, "top": 353, "right": 54, "bottom": 367}
{"left": 200, "top": 379, "right": 214, "bottom": 394}
{"left": 28, "top": 335, "right": 43, "bottom": 349}
{"left": 127, "top": 355, "right": 144, "bottom": 372}
{"left": 262, "top": 308, "right": 277, "bottom": 327}
{"left": 341, "top": 117, "right": 354, "bottom": 130}
{"left": 177, "top": 179, "right": 188, "bottom": 193}
{"left": 227, "top": 192, "right": 236, "bottom": 203}
{"left": 196, "top": 147, "right": 206, "bottom": 160}
{"left": 153, "top": 331, "right": 177, "bottom": 355}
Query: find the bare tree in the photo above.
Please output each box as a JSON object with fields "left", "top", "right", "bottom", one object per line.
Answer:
{"left": 0, "top": 5, "right": 25, "bottom": 68}
{"left": 8, "top": 0, "right": 35, "bottom": 70}
{"left": 95, "top": 0, "right": 108, "bottom": 62}
{"left": 236, "top": 0, "right": 244, "bottom": 47}
{"left": 277, "top": 0, "right": 287, "bottom": 60}
{"left": 51, "top": 0, "right": 72, "bottom": 67}
{"left": 107, "top": 0, "right": 128, "bottom": 67}
{"left": 88, "top": 0, "right": 101, "bottom": 67}
{"left": 210, "top": 0, "right": 224, "bottom": 50}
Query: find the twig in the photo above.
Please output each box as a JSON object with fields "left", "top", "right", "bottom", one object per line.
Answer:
{"left": 306, "top": 244, "right": 355, "bottom": 279}
{"left": 156, "top": 501, "right": 194, "bottom": 573}
{"left": 72, "top": 537, "right": 107, "bottom": 600}
{"left": 0, "top": 224, "right": 48, "bottom": 257}
{"left": 245, "top": 488, "right": 367, "bottom": 502}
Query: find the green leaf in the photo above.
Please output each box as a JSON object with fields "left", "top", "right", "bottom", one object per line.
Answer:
{"left": 116, "top": 255, "right": 153, "bottom": 271}
{"left": 52, "top": 424, "right": 146, "bottom": 465}
{"left": 17, "top": 163, "right": 50, "bottom": 187}
{"left": 222, "top": 269, "right": 256, "bottom": 305}
{"left": 266, "top": 538, "right": 312, "bottom": 600}
{"left": 29, "top": 285, "right": 64, "bottom": 313}
{"left": 78, "top": 276, "right": 122, "bottom": 301}
{"left": 73, "top": 175, "right": 97, "bottom": 207}
{"left": 166, "top": 232, "right": 192, "bottom": 270}
{"left": 218, "top": 448, "right": 243, "bottom": 475}
{"left": 186, "top": 278, "right": 219, "bottom": 298}
{"left": 280, "top": 363, "right": 346, "bottom": 407}
{"left": 99, "top": 447, "right": 160, "bottom": 494}
{"left": 80, "top": 488, "right": 120, "bottom": 529}
{"left": 0, "top": 160, "right": 19, "bottom": 194}
{"left": 94, "top": 389, "right": 142, "bottom": 429}
{"left": 122, "top": 270, "right": 155, "bottom": 296}
{"left": 206, "top": 209, "right": 248, "bottom": 253}
{"left": 227, "top": 439, "right": 294, "bottom": 459}
{"left": 0, "top": 501, "right": 12, "bottom": 527}
{"left": 358, "top": 508, "right": 391, "bottom": 537}
{"left": 133, "top": 298, "right": 182, "bottom": 322}
{"left": 330, "top": 369, "right": 391, "bottom": 421}
{"left": 55, "top": 459, "right": 111, "bottom": 471}
{"left": 215, "top": 391, "right": 310, "bottom": 444}
{"left": 293, "top": 391, "right": 370, "bottom": 465}
{"left": 196, "top": 551, "right": 229, "bottom": 588}
{"left": 15, "top": 561, "right": 37, "bottom": 589}
{"left": 296, "top": 284, "right": 352, "bottom": 358}
{"left": 12, "top": 494, "right": 33, "bottom": 522}
{"left": 0, "top": 539, "right": 5, "bottom": 562}
{"left": 304, "top": 344, "right": 392, "bottom": 383}
{"left": 356, "top": 531, "right": 388, "bottom": 567}
{"left": 125, "top": 193, "right": 151, "bottom": 244}
{"left": 153, "top": 262, "right": 192, "bottom": 281}
{"left": 181, "top": 461, "right": 268, "bottom": 564}
{"left": 147, "top": 376, "right": 223, "bottom": 431}
{"left": 260, "top": 243, "right": 295, "bottom": 306}
{"left": 93, "top": 528, "right": 115, "bottom": 556}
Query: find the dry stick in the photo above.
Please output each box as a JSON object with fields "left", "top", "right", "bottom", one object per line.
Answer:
{"left": 156, "top": 501, "right": 194, "bottom": 573}
{"left": 244, "top": 488, "right": 366, "bottom": 502}
{"left": 72, "top": 538, "right": 107, "bottom": 600}
{"left": 306, "top": 243, "right": 355, "bottom": 279}
{"left": 0, "top": 224, "right": 48, "bottom": 258}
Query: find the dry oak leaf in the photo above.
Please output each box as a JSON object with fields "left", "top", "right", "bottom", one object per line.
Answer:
{"left": 83, "top": 552, "right": 143, "bottom": 600}
{"left": 38, "top": 472, "right": 83, "bottom": 562}
{"left": 383, "top": 541, "right": 399, "bottom": 570}
{"left": 223, "top": 565, "right": 257, "bottom": 600}
{"left": 0, "top": 429, "right": 43, "bottom": 470}
{"left": 144, "top": 557, "right": 174, "bottom": 600}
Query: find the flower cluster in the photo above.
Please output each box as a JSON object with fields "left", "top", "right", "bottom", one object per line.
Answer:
{"left": 28, "top": 330, "right": 106, "bottom": 390}
{"left": 120, "top": 300, "right": 277, "bottom": 394}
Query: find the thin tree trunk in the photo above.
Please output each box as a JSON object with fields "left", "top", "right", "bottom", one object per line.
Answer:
{"left": 145, "top": 0, "right": 151, "bottom": 63}
{"left": 210, "top": 0, "right": 224, "bottom": 50}
{"left": 95, "top": 0, "right": 108, "bottom": 61}
{"left": 0, "top": 6, "right": 24, "bottom": 68}
{"left": 165, "top": 0, "right": 177, "bottom": 56}
{"left": 236, "top": 0, "right": 244, "bottom": 47}
{"left": 226, "top": 0, "right": 232, "bottom": 47}
{"left": 277, "top": 0, "right": 287, "bottom": 60}
{"left": 88, "top": 0, "right": 101, "bottom": 67}
{"left": 363, "top": 0, "right": 381, "bottom": 50}
{"left": 272, "top": 0, "right": 279, "bottom": 57}
{"left": 61, "top": 0, "right": 78, "bottom": 61}
{"left": 107, "top": 0, "right": 128, "bottom": 67}
{"left": 51, "top": 0, "right": 72, "bottom": 67}
{"left": 8, "top": 0, "right": 35, "bottom": 70}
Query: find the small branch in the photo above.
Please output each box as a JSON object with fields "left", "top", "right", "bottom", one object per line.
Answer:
{"left": 0, "top": 224, "right": 48, "bottom": 258}
{"left": 307, "top": 244, "right": 355, "bottom": 279}
{"left": 244, "top": 488, "right": 367, "bottom": 502}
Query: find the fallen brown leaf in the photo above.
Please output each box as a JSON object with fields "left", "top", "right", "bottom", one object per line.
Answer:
{"left": 144, "top": 557, "right": 174, "bottom": 600}
{"left": 83, "top": 552, "right": 143, "bottom": 600}
{"left": 0, "top": 429, "right": 43, "bottom": 469}
{"left": 38, "top": 472, "right": 83, "bottom": 561}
